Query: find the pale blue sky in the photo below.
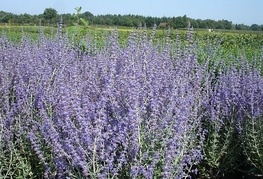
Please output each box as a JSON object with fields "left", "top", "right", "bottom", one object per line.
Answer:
{"left": 0, "top": 0, "right": 262, "bottom": 25}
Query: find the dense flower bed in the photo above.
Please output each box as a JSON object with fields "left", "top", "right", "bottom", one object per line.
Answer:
{"left": 0, "top": 27, "right": 262, "bottom": 178}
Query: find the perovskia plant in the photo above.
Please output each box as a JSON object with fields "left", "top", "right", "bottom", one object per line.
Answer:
{"left": 0, "top": 22, "right": 263, "bottom": 178}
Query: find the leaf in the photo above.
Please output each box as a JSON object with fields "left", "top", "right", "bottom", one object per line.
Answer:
{"left": 80, "top": 18, "right": 88, "bottom": 27}
{"left": 74, "top": 7, "right": 82, "bottom": 14}
{"left": 77, "top": 7, "right": 82, "bottom": 13}
{"left": 68, "top": 26, "right": 77, "bottom": 34}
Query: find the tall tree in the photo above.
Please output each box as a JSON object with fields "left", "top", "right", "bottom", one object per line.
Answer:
{"left": 43, "top": 8, "right": 57, "bottom": 23}
{"left": 250, "top": 24, "right": 260, "bottom": 31}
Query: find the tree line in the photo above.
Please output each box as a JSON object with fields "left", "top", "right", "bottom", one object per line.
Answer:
{"left": 0, "top": 8, "right": 263, "bottom": 31}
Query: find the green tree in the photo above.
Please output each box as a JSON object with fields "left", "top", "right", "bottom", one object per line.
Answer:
{"left": 0, "top": 11, "right": 14, "bottom": 23}
{"left": 21, "top": 13, "right": 32, "bottom": 24}
{"left": 222, "top": 19, "right": 232, "bottom": 29}
{"left": 189, "top": 19, "right": 199, "bottom": 28}
{"left": 173, "top": 16, "right": 188, "bottom": 29}
{"left": 82, "top": 11, "right": 94, "bottom": 24}
{"left": 205, "top": 19, "right": 216, "bottom": 29}
{"left": 43, "top": 8, "right": 57, "bottom": 24}
{"left": 235, "top": 23, "right": 249, "bottom": 31}
{"left": 216, "top": 20, "right": 225, "bottom": 29}
{"left": 250, "top": 24, "right": 260, "bottom": 31}
{"left": 145, "top": 16, "right": 155, "bottom": 27}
